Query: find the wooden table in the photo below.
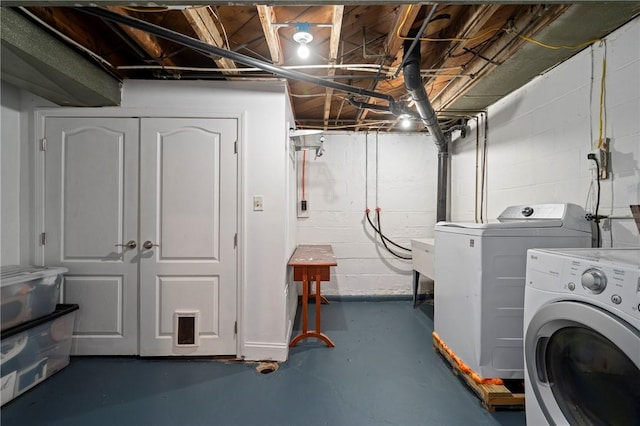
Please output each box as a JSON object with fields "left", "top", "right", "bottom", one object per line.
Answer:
{"left": 288, "top": 245, "right": 337, "bottom": 348}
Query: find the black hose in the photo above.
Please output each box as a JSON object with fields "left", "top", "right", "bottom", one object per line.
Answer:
{"left": 376, "top": 211, "right": 412, "bottom": 260}
{"left": 365, "top": 210, "right": 411, "bottom": 260}
{"left": 591, "top": 158, "right": 602, "bottom": 247}
{"left": 365, "top": 211, "right": 411, "bottom": 252}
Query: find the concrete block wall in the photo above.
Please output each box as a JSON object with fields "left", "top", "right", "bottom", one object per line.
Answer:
{"left": 296, "top": 132, "right": 439, "bottom": 296}
{"left": 296, "top": 16, "right": 639, "bottom": 297}
{"left": 450, "top": 15, "right": 640, "bottom": 248}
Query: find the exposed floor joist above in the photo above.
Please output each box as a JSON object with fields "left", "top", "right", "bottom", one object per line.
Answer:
{"left": 2, "top": 2, "right": 639, "bottom": 132}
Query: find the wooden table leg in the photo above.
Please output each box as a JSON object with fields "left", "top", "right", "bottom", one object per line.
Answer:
{"left": 315, "top": 275, "right": 321, "bottom": 332}
{"left": 290, "top": 266, "right": 334, "bottom": 348}
{"left": 301, "top": 266, "right": 308, "bottom": 334}
{"left": 312, "top": 276, "right": 334, "bottom": 347}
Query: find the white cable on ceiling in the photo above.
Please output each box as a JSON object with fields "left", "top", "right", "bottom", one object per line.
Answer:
{"left": 19, "top": 7, "right": 114, "bottom": 69}
{"left": 116, "top": 63, "right": 463, "bottom": 77}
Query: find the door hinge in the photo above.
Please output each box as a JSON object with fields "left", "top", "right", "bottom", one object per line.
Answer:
{"left": 234, "top": 233, "right": 237, "bottom": 248}
{"left": 234, "top": 141, "right": 237, "bottom": 154}
{"left": 40, "top": 138, "right": 47, "bottom": 151}
{"left": 234, "top": 321, "right": 238, "bottom": 335}
{"left": 40, "top": 232, "right": 46, "bottom": 245}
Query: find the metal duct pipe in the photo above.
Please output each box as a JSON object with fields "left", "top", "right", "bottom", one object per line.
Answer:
{"left": 402, "top": 36, "right": 449, "bottom": 222}
{"left": 347, "top": 96, "right": 418, "bottom": 117}
{"left": 76, "top": 7, "right": 397, "bottom": 111}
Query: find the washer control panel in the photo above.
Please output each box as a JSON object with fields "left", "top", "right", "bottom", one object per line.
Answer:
{"left": 499, "top": 204, "right": 567, "bottom": 220}
{"left": 526, "top": 249, "right": 640, "bottom": 321}
{"left": 564, "top": 264, "right": 638, "bottom": 319}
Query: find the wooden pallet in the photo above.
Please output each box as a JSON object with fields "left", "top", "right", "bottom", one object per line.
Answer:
{"left": 432, "top": 335, "right": 525, "bottom": 412}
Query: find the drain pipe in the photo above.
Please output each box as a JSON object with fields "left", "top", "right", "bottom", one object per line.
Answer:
{"left": 402, "top": 38, "right": 449, "bottom": 223}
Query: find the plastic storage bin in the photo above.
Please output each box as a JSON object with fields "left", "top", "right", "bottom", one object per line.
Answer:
{"left": 1, "top": 265, "right": 67, "bottom": 331}
{"left": 1, "top": 304, "right": 78, "bottom": 406}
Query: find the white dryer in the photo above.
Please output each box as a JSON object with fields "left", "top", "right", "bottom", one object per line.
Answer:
{"left": 434, "top": 203, "right": 592, "bottom": 379}
{"left": 524, "top": 248, "right": 640, "bottom": 425}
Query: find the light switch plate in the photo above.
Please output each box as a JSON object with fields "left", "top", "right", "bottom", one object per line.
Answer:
{"left": 253, "top": 195, "right": 264, "bottom": 211}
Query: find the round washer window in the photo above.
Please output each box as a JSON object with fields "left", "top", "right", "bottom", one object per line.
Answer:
{"left": 546, "top": 326, "right": 640, "bottom": 425}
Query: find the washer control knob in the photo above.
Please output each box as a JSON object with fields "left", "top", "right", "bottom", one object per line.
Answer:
{"left": 521, "top": 206, "right": 534, "bottom": 217}
{"left": 581, "top": 268, "right": 607, "bottom": 294}
{"left": 567, "top": 282, "right": 575, "bottom": 291}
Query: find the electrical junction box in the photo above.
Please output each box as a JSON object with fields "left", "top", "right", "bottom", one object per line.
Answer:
{"left": 587, "top": 138, "right": 610, "bottom": 180}
{"left": 297, "top": 200, "right": 309, "bottom": 218}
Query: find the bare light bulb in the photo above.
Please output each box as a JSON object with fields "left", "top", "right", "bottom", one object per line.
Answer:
{"left": 401, "top": 117, "right": 411, "bottom": 129}
{"left": 293, "top": 25, "right": 313, "bottom": 60}
{"left": 297, "top": 43, "right": 310, "bottom": 59}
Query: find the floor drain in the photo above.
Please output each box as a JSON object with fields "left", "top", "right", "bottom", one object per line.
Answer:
{"left": 256, "top": 361, "right": 279, "bottom": 374}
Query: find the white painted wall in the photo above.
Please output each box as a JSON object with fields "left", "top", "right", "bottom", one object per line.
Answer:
{"left": 121, "top": 80, "right": 295, "bottom": 360}
{"left": 284, "top": 102, "right": 299, "bottom": 343}
{"left": 296, "top": 132, "right": 439, "bottom": 296}
{"left": 1, "top": 81, "right": 56, "bottom": 266}
{"left": 1, "top": 81, "right": 22, "bottom": 265}
{"left": 450, "top": 15, "right": 640, "bottom": 248}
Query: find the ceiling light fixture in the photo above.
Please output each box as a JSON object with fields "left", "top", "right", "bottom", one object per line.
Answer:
{"left": 293, "top": 23, "right": 313, "bottom": 59}
{"left": 401, "top": 115, "right": 412, "bottom": 129}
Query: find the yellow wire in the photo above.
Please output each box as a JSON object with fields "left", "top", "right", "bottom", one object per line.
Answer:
{"left": 396, "top": 4, "right": 415, "bottom": 40}
{"left": 598, "top": 45, "right": 607, "bottom": 149}
{"left": 395, "top": 5, "right": 602, "bottom": 49}
{"left": 518, "top": 34, "right": 602, "bottom": 51}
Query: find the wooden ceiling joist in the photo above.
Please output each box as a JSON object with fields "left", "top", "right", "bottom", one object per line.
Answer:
{"left": 414, "top": 4, "right": 501, "bottom": 117}
{"left": 257, "top": 5, "right": 283, "bottom": 65}
{"left": 431, "top": 4, "right": 570, "bottom": 111}
{"left": 355, "top": 4, "right": 420, "bottom": 131}
{"left": 182, "top": 7, "right": 237, "bottom": 73}
{"left": 322, "top": 5, "right": 344, "bottom": 130}
{"left": 106, "top": 6, "right": 176, "bottom": 67}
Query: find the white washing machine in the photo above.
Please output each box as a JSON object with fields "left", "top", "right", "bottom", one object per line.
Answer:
{"left": 434, "top": 203, "right": 592, "bottom": 379}
{"left": 524, "top": 248, "right": 640, "bottom": 425}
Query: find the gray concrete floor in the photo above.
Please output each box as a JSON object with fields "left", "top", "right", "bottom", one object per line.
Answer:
{"left": 1, "top": 300, "right": 525, "bottom": 426}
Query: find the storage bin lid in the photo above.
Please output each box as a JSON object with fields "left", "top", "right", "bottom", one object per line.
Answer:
{"left": 0, "top": 265, "right": 68, "bottom": 288}
{"left": 1, "top": 304, "right": 79, "bottom": 339}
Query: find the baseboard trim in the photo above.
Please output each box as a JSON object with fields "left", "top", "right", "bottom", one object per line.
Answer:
{"left": 242, "top": 341, "right": 288, "bottom": 362}
{"left": 324, "top": 294, "right": 414, "bottom": 302}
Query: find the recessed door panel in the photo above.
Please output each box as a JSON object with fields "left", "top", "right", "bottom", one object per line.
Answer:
{"left": 159, "top": 129, "right": 220, "bottom": 260}
{"left": 63, "top": 275, "right": 123, "bottom": 335}
{"left": 62, "top": 128, "right": 124, "bottom": 259}
{"left": 157, "top": 276, "right": 220, "bottom": 336}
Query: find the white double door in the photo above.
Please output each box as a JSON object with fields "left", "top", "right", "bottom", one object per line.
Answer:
{"left": 43, "top": 116, "right": 238, "bottom": 356}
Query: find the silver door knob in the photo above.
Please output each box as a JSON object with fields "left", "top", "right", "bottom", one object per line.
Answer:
{"left": 143, "top": 240, "right": 160, "bottom": 250}
{"left": 115, "top": 240, "right": 137, "bottom": 249}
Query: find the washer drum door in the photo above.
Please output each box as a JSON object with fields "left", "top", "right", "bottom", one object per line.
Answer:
{"left": 525, "top": 301, "right": 640, "bottom": 425}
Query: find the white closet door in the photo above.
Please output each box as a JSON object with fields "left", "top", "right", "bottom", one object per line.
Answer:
{"left": 138, "top": 118, "right": 238, "bottom": 356}
{"left": 44, "top": 117, "right": 140, "bottom": 355}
